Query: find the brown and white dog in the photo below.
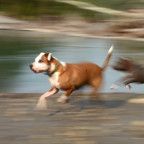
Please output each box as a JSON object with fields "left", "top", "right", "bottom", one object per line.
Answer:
{"left": 30, "top": 46, "right": 113, "bottom": 110}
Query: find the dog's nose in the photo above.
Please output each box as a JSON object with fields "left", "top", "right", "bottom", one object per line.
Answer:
{"left": 29, "top": 64, "right": 33, "bottom": 69}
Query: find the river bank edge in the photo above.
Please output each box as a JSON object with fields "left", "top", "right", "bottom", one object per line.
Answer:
{"left": 0, "top": 14, "right": 144, "bottom": 42}
{"left": 1, "top": 25, "right": 144, "bottom": 42}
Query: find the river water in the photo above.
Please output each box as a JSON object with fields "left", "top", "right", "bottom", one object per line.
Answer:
{"left": 0, "top": 30, "right": 144, "bottom": 93}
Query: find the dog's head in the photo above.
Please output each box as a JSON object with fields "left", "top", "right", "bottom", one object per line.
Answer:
{"left": 30, "top": 52, "right": 52, "bottom": 73}
{"left": 112, "top": 57, "right": 132, "bottom": 72}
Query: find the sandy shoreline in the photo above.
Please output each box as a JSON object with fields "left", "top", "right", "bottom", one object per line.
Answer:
{"left": 1, "top": 92, "right": 144, "bottom": 105}
{"left": 1, "top": 92, "right": 144, "bottom": 143}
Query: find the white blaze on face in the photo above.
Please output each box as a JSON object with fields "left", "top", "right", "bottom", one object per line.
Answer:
{"left": 32, "top": 52, "right": 49, "bottom": 73}
{"left": 35, "top": 52, "right": 45, "bottom": 63}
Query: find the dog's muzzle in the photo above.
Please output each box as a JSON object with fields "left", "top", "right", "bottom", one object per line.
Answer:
{"left": 29, "top": 64, "right": 37, "bottom": 73}
{"left": 29, "top": 64, "right": 33, "bottom": 70}
{"left": 29, "top": 64, "right": 46, "bottom": 73}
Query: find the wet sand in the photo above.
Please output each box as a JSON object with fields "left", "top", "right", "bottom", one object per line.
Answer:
{"left": 1, "top": 93, "right": 144, "bottom": 144}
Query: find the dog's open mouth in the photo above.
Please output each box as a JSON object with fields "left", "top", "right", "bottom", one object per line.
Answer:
{"left": 32, "top": 69, "right": 39, "bottom": 73}
{"left": 31, "top": 69, "right": 45, "bottom": 73}
{"left": 30, "top": 67, "right": 46, "bottom": 73}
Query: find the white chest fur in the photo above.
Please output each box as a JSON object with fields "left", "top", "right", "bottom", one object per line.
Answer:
{"left": 49, "top": 72, "right": 60, "bottom": 89}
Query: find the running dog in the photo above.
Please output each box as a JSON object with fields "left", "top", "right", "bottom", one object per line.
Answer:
{"left": 30, "top": 46, "right": 113, "bottom": 110}
{"left": 111, "top": 57, "right": 144, "bottom": 89}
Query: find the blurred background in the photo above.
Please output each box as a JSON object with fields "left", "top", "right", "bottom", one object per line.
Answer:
{"left": 0, "top": 0, "right": 144, "bottom": 93}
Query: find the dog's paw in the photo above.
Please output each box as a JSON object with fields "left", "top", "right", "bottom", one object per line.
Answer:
{"left": 110, "top": 84, "right": 120, "bottom": 90}
{"left": 57, "top": 95, "right": 69, "bottom": 103}
{"left": 126, "top": 84, "right": 131, "bottom": 89}
{"left": 35, "top": 99, "right": 48, "bottom": 111}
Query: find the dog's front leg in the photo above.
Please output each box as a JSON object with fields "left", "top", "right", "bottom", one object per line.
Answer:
{"left": 57, "top": 88, "right": 74, "bottom": 103}
{"left": 124, "top": 78, "right": 136, "bottom": 89}
{"left": 110, "top": 74, "right": 133, "bottom": 89}
{"left": 35, "top": 87, "right": 59, "bottom": 110}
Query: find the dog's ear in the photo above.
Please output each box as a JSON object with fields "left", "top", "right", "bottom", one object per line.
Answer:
{"left": 47, "top": 53, "right": 52, "bottom": 61}
{"left": 44, "top": 53, "right": 52, "bottom": 61}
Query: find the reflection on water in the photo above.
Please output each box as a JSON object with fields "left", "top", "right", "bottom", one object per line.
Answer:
{"left": 0, "top": 30, "right": 144, "bottom": 93}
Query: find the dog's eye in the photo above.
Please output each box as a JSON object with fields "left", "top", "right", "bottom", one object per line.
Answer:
{"left": 39, "top": 60, "right": 43, "bottom": 63}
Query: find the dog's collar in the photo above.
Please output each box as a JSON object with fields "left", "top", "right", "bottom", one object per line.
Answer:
{"left": 47, "top": 62, "right": 61, "bottom": 77}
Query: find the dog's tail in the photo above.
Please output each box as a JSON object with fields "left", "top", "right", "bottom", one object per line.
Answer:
{"left": 112, "top": 57, "right": 133, "bottom": 72}
{"left": 102, "top": 45, "right": 113, "bottom": 71}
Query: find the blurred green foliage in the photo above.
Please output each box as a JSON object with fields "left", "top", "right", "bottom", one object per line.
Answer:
{"left": 0, "top": 0, "right": 143, "bottom": 20}
{"left": 0, "top": 0, "right": 116, "bottom": 20}
{"left": 76, "top": 0, "right": 144, "bottom": 10}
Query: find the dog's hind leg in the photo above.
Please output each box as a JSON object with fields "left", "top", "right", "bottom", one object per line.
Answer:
{"left": 89, "top": 78, "right": 103, "bottom": 100}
